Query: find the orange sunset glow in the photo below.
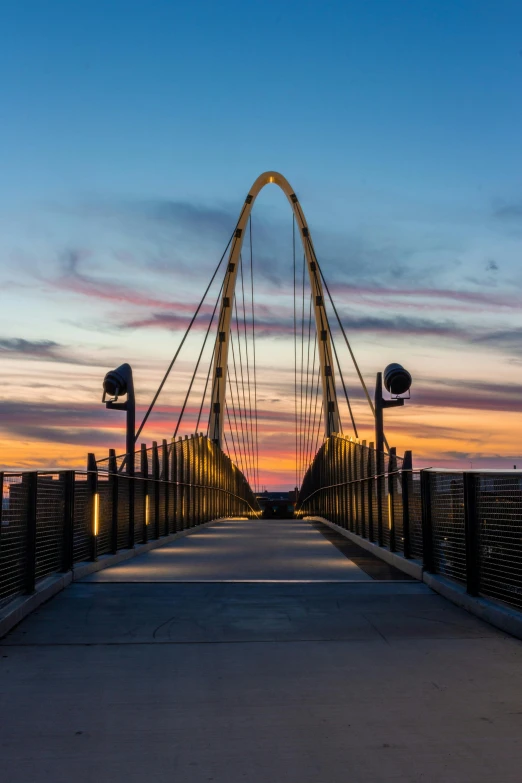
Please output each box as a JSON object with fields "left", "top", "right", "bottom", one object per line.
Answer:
{"left": 1, "top": 178, "right": 521, "bottom": 491}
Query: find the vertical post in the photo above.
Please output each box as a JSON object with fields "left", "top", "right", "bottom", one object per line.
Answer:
{"left": 463, "top": 472, "right": 480, "bottom": 596}
{"left": 420, "top": 470, "right": 434, "bottom": 572}
{"left": 353, "top": 442, "right": 359, "bottom": 536}
{"left": 367, "top": 443, "right": 374, "bottom": 542}
{"left": 109, "top": 449, "right": 118, "bottom": 554}
{"left": 62, "top": 470, "right": 75, "bottom": 571}
{"left": 376, "top": 451, "right": 384, "bottom": 547}
{"left": 128, "top": 465, "right": 135, "bottom": 549}
{"left": 191, "top": 436, "right": 198, "bottom": 526}
{"left": 347, "top": 442, "right": 354, "bottom": 532}
{"left": 374, "top": 372, "right": 384, "bottom": 457}
{"left": 162, "top": 439, "right": 169, "bottom": 537}
{"left": 171, "top": 440, "right": 178, "bottom": 533}
{"left": 185, "top": 436, "right": 192, "bottom": 528}
{"left": 141, "top": 444, "right": 148, "bottom": 543}
{"left": 87, "top": 453, "right": 98, "bottom": 562}
{"left": 152, "top": 441, "right": 160, "bottom": 540}
{"left": 25, "top": 471, "right": 38, "bottom": 593}
{"left": 195, "top": 435, "right": 202, "bottom": 526}
{"left": 388, "top": 447, "right": 396, "bottom": 552}
{"left": 402, "top": 451, "right": 413, "bottom": 559}
{"left": 375, "top": 372, "right": 384, "bottom": 547}
{"left": 360, "top": 443, "right": 366, "bottom": 538}
{"left": 126, "top": 372, "right": 135, "bottom": 550}
{"left": 177, "top": 437, "right": 185, "bottom": 529}
{"left": 0, "top": 472, "right": 3, "bottom": 556}
{"left": 341, "top": 439, "right": 348, "bottom": 529}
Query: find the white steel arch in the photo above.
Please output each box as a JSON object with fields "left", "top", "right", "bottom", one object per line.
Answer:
{"left": 208, "top": 171, "right": 341, "bottom": 448}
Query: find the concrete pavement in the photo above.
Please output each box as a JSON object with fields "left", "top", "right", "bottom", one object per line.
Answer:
{"left": 82, "top": 518, "right": 379, "bottom": 582}
{"left": 1, "top": 517, "right": 522, "bottom": 782}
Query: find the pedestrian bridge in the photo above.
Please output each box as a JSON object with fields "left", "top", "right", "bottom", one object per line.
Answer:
{"left": 1, "top": 171, "right": 522, "bottom": 781}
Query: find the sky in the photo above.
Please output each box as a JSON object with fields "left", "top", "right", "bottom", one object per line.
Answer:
{"left": 1, "top": 0, "right": 521, "bottom": 489}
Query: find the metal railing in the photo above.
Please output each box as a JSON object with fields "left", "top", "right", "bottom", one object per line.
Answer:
{"left": 296, "top": 434, "right": 522, "bottom": 614}
{"left": 0, "top": 434, "right": 259, "bottom": 606}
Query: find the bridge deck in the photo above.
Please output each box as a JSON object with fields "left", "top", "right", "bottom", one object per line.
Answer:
{"left": 1, "top": 518, "right": 521, "bottom": 782}
{"left": 82, "top": 518, "right": 407, "bottom": 582}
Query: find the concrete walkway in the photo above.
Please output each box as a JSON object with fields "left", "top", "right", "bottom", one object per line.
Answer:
{"left": 84, "top": 518, "right": 377, "bottom": 582}
{"left": 1, "top": 517, "right": 522, "bottom": 782}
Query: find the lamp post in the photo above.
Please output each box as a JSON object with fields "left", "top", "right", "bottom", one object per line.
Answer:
{"left": 102, "top": 363, "right": 136, "bottom": 477}
{"left": 374, "top": 363, "right": 412, "bottom": 456}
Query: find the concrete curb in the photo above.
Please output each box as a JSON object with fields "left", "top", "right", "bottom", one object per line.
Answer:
{"left": 0, "top": 518, "right": 224, "bottom": 639}
{"left": 311, "top": 516, "right": 423, "bottom": 580}
{"left": 307, "top": 516, "right": 522, "bottom": 641}
{"left": 422, "top": 572, "right": 522, "bottom": 641}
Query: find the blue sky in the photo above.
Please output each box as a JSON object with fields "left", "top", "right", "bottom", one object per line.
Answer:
{"left": 1, "top": 1, "right": 521, "bottom": 484}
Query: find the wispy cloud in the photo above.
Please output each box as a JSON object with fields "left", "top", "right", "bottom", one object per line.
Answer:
{"left": 0, "top": 338, "right": 62, "bottom": 360}
{"left": 0, "top": 337, "right": 102, "bottom": 366}
{"left": 49, "top": 249, "right": 182, "bottom": 309}
{"left": 493, "top": 201, "right": 522, "bottom": 220}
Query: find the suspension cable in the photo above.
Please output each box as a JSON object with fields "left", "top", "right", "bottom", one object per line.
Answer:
{"left": 309, "top": 363, "right": 322, "bottom": 468}
{"left": 172, "top": 276, "right": 225, "bottom": 439}
{"left": 330, "top": 330, "right": 358, "bottom": 438}
{"left": 249, "top": 215, "right": 260, "bottom": 496}
{"left": 233, "top": 292, "right": 254, "bottom": 484}
{"left": 239, "top": 253, "right": 256, "bottom": 493}
{"left": 293, "top": 215, "right": 298, "bottom": 490}
{"left": 302, "top": 292, "right": 314, "bottom": 474}
{"left": 230, "top": 316, "right": 252, "bottom": 484}
{"left": 135, "top": 222, "right": 242, "bottom": 444}
{"left": 226, "top": 357, "right": 247, "bottom": 477}
{"left": 196, "top": 355, "right": 213, "bottom": 434}
{"left": 299, "top": 251, "right": 306, "bottom": 479}
{"left": 224, "top": 400, "right": 240, "bottom": 467}
{"left": 304, "top": 319, "right": 318, "bottom": 470}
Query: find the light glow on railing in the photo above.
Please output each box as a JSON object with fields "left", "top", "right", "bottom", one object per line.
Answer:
{"left": 145, "top": 494, "right": 150, "bottom": 525}
{"left": 93, "top": 492, "right": 100, "bottom": 536}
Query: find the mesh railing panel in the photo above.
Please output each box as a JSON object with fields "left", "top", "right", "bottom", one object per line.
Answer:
{"left": 117, "top": 477, "right": 131, "bottom": 550}
{"left": 35, "top": 475, "right": 64, "bottom": 580}
{"left": 381, "top": 478, "right": 390, "bottom": 548}
{"left": 158, "top": 482, "right": 167, "bottom": 535}
{"left": 96, "top": 480, "right": 112, "bottom": 556}
{"left": 393, "top": 471, "right": 404, "bottom": 552}
{"left": 478, "top": 475, "right": 522, "bottom": 610}
{"left": 431, "top": 473, "right": 466, "bottom": 583}
{"left": 410, "top": 475, "right": 423, "bottom": 559}
{"left": 73, "top": 476, "right": 90, "bottom": 563}
{"left": 0, "top": 476, "right": 27, "bottom": 603}
{"left": 0, "top": 448, "right": 257, "bottom": 609}
{"left": 134, "top": 481, "right": 146, "bottom": 544}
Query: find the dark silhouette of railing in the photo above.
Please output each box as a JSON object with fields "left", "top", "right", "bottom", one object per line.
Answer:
{"left": 296, "top": 434, "right": 522, "bottom": 612}
{"left": 0, "top": 434, "right": 259, "bottom": 605}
